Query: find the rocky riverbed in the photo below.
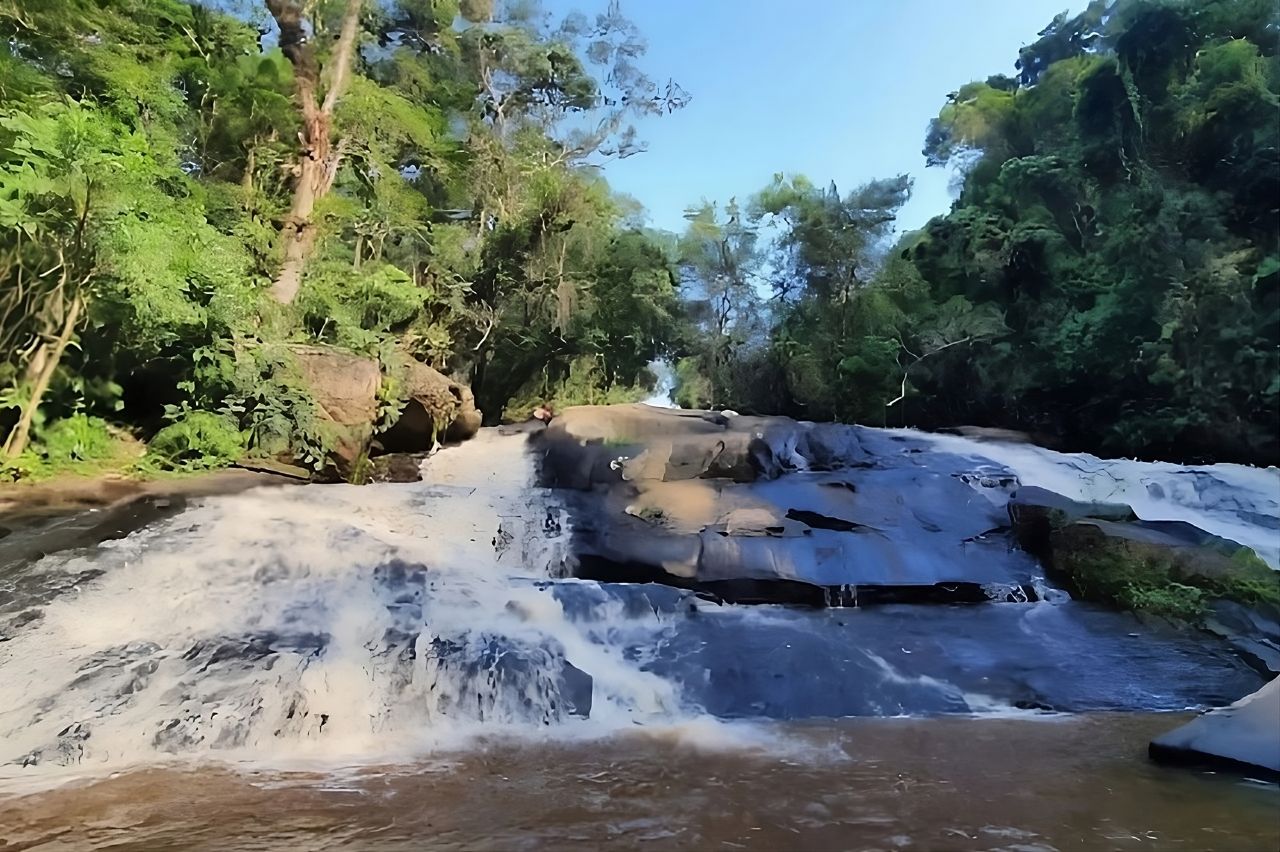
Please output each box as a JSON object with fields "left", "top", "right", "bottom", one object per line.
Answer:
{"left": 0, "top": 404, "right": 1276, "bottom": 843}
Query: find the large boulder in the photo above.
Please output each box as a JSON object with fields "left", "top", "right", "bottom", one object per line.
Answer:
{"left": 1036, "top": 515, "right": 1277, "bottom": 619}
{"left": 1149, "top": 678, "right": 1280, "bottom": 779}
{"left": 1202, "top": 599, "right": 1280, "bottom": 677}
{"left": 542, "top": 404, "right": 1042, "bottom": 605}
{"left": 1009, "top": 484, "right": 1280, "bottom": 676}
{"left": 289, "top": 345, "right": 381, "bottom": 470}
{"left": 379, "top": 360, "right": 482, "bottom": 453}
{"left": 289, "top": 347, "right": 482, "bottom": 472}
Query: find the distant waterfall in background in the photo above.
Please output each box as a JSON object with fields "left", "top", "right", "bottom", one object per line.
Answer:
{"left": 641, "top": 359, "right": 678, "bottom": 408}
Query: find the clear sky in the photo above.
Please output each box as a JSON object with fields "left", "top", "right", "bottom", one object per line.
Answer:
{"left": 545, "top": 0, "right": 1078, "bottom": 234}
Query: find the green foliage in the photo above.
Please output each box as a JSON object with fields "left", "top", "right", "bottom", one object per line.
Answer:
{"left": 0, "top": 414, "right": 133, "bottom": 482}
{"left": 8, "top": 0, "right": 1270, "bottom": 483}
{"left": 695, "top": 174, "right": 919, "bottom": 420}
{"left": 1061, "top": 544, "right": 1280, "bottom": 622}
{"left": 902, "top": 0, "right": 1280, "bottom": 461}
{"left": 672, "top": 357, "right": 713, "bottom": 410}
{"left": 503, "top": 355, "right": 651, "bottom": 421}
{"left": 33, "top": 415, "right": 117, "bottom": 465}
{"left": 668, "top": 0, "right": 1276, "bottom": 466}
{"left": 0, "top": 0, "right": 686, "bottom": 475}
{"left": 148, "top": 411, "right": 244, "bottom": 470}
{"left": 297, "top": 264, "right": 432, "bottom": 353}
{"left": 672, "top": 199, "right": 766, "bottom": 409}
{"left": 180, "top": 343, "right": 334, "bottom": 470}
{"left": 1064, "top": 550, "right": 1207, "bottom": 621}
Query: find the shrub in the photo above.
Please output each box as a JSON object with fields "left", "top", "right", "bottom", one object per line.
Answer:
{"left": 148, "top": 411, "right": 244, "bottom": 470}
{"left": 35, "top": 415, "right": 117, "bottom": 465}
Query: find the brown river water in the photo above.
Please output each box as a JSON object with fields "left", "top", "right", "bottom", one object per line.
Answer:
{"left": 2, "top": 714, "right": 1277, "bottom": 852}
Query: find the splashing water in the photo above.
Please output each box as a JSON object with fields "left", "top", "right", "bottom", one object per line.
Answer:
{"left": 0, "top": 431, "right": 690, "bottom": 783}
{"left": 884, "top": 428, "right": 1280, "bottom": 568}
{"left": 0, "top": 420, "right": 1275, "bottom": 790}
{"left": 641, "top": 359, "right": 678, "bottom": 408}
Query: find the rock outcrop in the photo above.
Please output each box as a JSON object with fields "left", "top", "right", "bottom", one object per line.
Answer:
{"left": 290, "top": 345, "right": 381, "bottom": 471}
{"left": 1009, "top": 482, "right": 1280, "bottom": 659}
{"left": 288, "top": 346, "right": 481, "bottom": 472}
{"left": 539, "top": 404, "right": 1039, "bottom": 605}
{"left": 379, "top": 359, "right": 482, "bottom": 453}
{"left": 514, "top": 404, "right": 1272, "bottom": 719}
{"left": 1149, "top": 678, "right": 1280, "bottom": 779}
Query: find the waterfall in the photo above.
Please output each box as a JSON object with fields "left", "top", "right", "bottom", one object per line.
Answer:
{"left": 641, "top": 359, "right": 678, "bottom": 408}
{"left": 887, "top": 429, "right": 1280, "bottom": 568}
{"left": 0, "top": 430, "right": 688, "bottom": 781}
{"left": 0, "top": 417, "right": 1273, "bottom": 788}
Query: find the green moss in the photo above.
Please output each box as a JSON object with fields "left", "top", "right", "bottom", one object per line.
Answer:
{"left": 502, "top": 356, "right": 651, "bottom": 423}
{"left": 1, "top": 415, "right": 143, "bottom": 482}
{"left": 1059, "top": 541, "right": 1280, "bottom": 623}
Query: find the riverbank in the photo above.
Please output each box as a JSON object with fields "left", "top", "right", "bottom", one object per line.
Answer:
{"left": 0, "top": 467, "right": 302, "bottom": 521}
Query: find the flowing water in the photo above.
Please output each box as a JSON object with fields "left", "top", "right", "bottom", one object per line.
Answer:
{"left": 641, "top": 360, "right": 678, "bottom": 409}
{"left": 892, "top": 428, "right": 1280, "bottom": 568}
{"left": 2, "top": 716, "right": 1277, "bottom": 851}
{"left": 1, "top": 424, "right": 1277, "bottom": 849}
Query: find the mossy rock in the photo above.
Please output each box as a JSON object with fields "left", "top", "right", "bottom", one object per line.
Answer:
{"left": 1048, "top": 519, "right": 1280, "bottom": 622}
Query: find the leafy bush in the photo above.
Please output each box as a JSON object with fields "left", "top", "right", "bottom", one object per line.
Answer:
{"left": 0, "top": 415, "right": 130, "bottom": 481}
{"left": 502, "top": 355, "right": 649, "bottom": 420}
{"left": 296, "top": 263, "right": 431, "bottom": 353}
{"left": 672, "top": 357, "right": 712, "bottom": 409}
{"left": 148, "top": 411, "right": 244, "bottom": 470}
{"left": 1061, "top": 545, "right": 1280, "bottom": 623}
{"left": 35, "top": 415, "right": 117, "bottom": 465}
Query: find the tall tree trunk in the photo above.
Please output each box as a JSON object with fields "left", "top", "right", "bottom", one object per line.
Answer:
{"left": 264, "top": 0, "right": 362, "bottom": 305}
{"left": 3, "top": 296, "right": 82, "bottom": 459}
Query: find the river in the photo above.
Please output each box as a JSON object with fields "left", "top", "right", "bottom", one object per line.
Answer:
{"left": 2, "top": 716, "right": 1277, "bottom": 851}
{"left": 1, "top": 416, "right": 1277, "bottom": 849}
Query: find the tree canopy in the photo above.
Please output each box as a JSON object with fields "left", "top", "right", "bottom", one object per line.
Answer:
{"left": 2, "top": 0, "right": 1276, "bottom": 478}
{"left": 1, "top": 0, "right": 687, "bottom": 476}
{"left": 674, "top": 0, "right": 1278, "bottom": 464}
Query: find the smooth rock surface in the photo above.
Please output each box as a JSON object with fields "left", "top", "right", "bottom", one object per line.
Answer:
{"left": 1150, "top": 678, "right": 1280, "bottom": 779}
{"left": 289, "top": 345, "right": 381, "bottom": 469}
{"left": 544, "top": 405, "right": 1041, "bottom": 603}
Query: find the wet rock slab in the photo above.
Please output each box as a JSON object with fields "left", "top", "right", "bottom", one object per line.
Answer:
{"left": 1149, "top": 678, "right": 1280, "bottom": 779}
{"left": 542, "top": 405, "right": 1037, "bottom": 603}
{"left": 546, "top": 581, "right": 1263, "bottom": 718}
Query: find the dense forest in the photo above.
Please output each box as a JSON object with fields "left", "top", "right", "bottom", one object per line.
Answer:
{"left": 1, "top": 0, "right": 1277, "bottom": 481}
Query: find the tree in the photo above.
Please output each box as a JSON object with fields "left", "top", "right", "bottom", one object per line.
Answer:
{"left": 747, "top": 175, "right": 916, "bottom": 421}
{"left": 0, "top": 103, "right": 101, "bottom": 457}
{"left": 263, "top": 0, "right": 364, "bottom": 304}
{"left": 904, "top": 0, "right": 1280, "bottom": 461}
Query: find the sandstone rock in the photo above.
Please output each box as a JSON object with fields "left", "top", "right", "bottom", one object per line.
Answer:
{"left": 1046, "top": 517, "right": 1277, "bottom": 605}
{"left": 1007, "top": 484, "right": 1280, "bottom": 622}
{"left": 1009, "top": 485, "right": 1137, "bottom": 526}
{"left": 288, "top": 347, "right": 481, "bottom": 472}
{"left": 549, "top": 403, "right": 1042, "bottom": 605}
{"left": 1201, "top": 599, "right": 1280, "bottom": 677}
{"left": 365, "top": 453, "right": 426, "bottom": 483}
{"left": 289, "top": 345, "right": 381, "bottom": 470}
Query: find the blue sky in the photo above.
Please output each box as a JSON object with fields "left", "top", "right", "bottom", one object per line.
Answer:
{"left": 545, "top": 0, "right": 1078, "bottom": 234}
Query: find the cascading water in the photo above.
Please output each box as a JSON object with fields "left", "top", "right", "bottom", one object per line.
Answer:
{"left": 641, "top": 359, "right": 678, "bottom": 408}
{"left": 0, "top": 431, "right": 691, "bottom": 782}
{"left": 0, "top": 418, "right": 1274, "bottom": 790}
{"left": 887, "top": 428, "right": 1280, "bottom": 567}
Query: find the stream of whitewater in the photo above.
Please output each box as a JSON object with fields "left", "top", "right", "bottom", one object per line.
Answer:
{"left": 0, "top": 423, "right": 1276, "bottom": 849}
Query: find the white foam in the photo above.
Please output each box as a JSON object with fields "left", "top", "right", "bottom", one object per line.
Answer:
{"left": 882, "top": 428, "right": 1280, "bottom": 567}
{"left": 641, "top": 358, "right": 678, "bottom": 408}
{"left": 0, "top": 430, "right": 698, "bottom": 787}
